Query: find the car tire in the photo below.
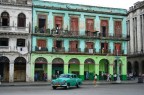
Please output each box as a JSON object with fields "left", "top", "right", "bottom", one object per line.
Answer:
{"left": 65, "top": 83, "right": 70, "bottom": 89}
{"left": 76, "top": 82, "right": 80, "bottom": 88}
{"left": 52, "top": 86, "right": 57, "bottom": 90}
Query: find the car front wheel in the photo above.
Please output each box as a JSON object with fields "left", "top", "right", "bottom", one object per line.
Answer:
{"left": 52, "top": 86, "right": 57, "bottom": 90}
{"left": 65, "top": 83, "right": 70, "bottom": 89}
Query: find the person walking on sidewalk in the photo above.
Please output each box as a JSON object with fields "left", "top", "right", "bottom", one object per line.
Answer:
{"left": 94, "top": 74, "right": 97, "bottom": 87}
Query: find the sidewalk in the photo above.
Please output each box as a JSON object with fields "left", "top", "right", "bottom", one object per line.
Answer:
{"left": 0, "top": 79, "right": 140, "bottom": 87}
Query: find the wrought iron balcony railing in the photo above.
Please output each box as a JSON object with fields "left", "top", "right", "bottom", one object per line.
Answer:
{"left": 35, "top": 46, "right": 48, "bottom": 51}
{"left": 68, "top": 48, "right": 81, "bottom": 53}
{"left": 52, "top": 47, "right": 65, "bottom": 52}
{"left": 84, "top": 48, "right": 95, "bottom": 54}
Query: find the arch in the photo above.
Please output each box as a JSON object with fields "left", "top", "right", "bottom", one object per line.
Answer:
{"left": 17, "top": 13, "right": 26, "bottom": 27}
{"left": 84, "top": 58, "right": 95, "bottom": 64}
{"left": 0, "top": 56, "right": 9, "bottom": 82}
{"left": 68, "top": 58, "right": 80, "bottom": 77}
{"left": 113, "top": 59, "right": 122, "bottom": 74}
{"left": 142, "top": 60, "right": 144, "bottom": 74}
{"left": 127, "top": 61, "right": 132, "bottom": 73}
{"left": 52, "top": 58, "right": 64, "bottom": 64}
{"left": 1, "top": 11, "right": 9, "bottom": 26}
{"left": 69, "top": 58, "right": 80, "bottom": 64}
{"left": 52, "top": 58, "right": 64, "bottom": 79}
{"left": 35, "top": 57, "right": 48, "bottom": 64}
{"left": 14, "top": 57, "right": 26, "bottom": 64}
{"left": 134, "top": 61, "right": 139, "bottom": 76}
{"left": 99, "top": 59, "right": 109, "bottom": 80}
{"left": 84, "top": 58, "right": 95, "bottom": 80}
{"left": 0, "top": 56, "right": 10, "bottom": 63}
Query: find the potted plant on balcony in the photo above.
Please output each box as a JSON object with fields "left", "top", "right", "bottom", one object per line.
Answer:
{"left": 46, "top": 28, "right": 50, "bottom": 34}
{"left": 35, "top": 26, "right": 39, "bottom": 33}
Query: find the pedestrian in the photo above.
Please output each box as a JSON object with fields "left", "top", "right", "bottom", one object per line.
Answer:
{"left": 94, "top": 74, "right": 97, "bottom": 87}
{"left": 107, "top": 73, "right": 110, "bottom": 81}
{"left": 114, "top": 73, "right": 117, "bottom": 81}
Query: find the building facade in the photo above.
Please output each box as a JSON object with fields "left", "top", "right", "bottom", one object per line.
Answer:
{"left": 127, "top": 1, "right": 144, "bottom": 76}
{"left": 0, "top": 0, "right": 32, "bottom": 82}
{"left": 31, "top": 0, "right": 128, "bottom": 82}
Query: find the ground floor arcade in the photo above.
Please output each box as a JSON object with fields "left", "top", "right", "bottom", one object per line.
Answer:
{"left": 31, "top": 53, "right": 127, "bottom": 81}
{"left": 0, "top": 54, "right": 30, "bottom": 82}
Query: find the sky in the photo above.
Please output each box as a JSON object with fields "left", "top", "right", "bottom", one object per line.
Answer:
{"left": 43, "top": 0, "right": 141, "bottom": 10}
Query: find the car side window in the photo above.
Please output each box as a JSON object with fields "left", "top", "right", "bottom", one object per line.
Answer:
{"left": 74, "top": 75, "right": 77, "bottom": 78}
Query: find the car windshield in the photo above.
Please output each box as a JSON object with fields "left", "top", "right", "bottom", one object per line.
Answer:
{"left": 59, "top": 74, "right": 71, "bottom": 78}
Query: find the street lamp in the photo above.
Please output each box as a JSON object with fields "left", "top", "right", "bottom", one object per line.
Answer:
{"left": 116, "top": 49, "right": 121, "bottom": 83}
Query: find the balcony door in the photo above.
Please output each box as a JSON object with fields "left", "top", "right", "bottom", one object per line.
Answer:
{"left": 114, "top": 43, "right": 121, "bottom": 54}
{"left": 38, "top": 15, "right": 47, "bottom": 33}
{"left": 86, "top": 19, "right": 94, "bottom": 36}
{"left": 101, "top": 43, "right": 108, "bottom": 53}
{"left": 70, "top": 41, "right": 78, "bottom": 52}
{"left": 101, "top": 20, "right": 108, "bottom": 37}
{"left": 86, "top": 42, "right": 94, "bottom": 53}
{"left": 70, "top": 17, "right": 79, "bottom": 35}
{"left": 114, "top": 21, "right": 122, "bottom": 37}
{"left": 37, "top": 39, "right": 46, "bottom": 50}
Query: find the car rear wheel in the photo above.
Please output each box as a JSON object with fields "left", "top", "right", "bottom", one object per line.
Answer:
{"left": 52, "top": 86, "right": 57, "bottom": 90}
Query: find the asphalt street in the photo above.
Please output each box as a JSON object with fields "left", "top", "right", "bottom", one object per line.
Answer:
{"left": 0, "top": 84, "right": 144, "bottom": 95}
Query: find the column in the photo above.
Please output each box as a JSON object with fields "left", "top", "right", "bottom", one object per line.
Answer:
{"left": 30, "top": 61, "right": 35, "bottom": 82}
{"left": 121, "top": 57, "right": 127, "bottom": 80}
{"left": 9, "top": 62, "right": 14, "bottom": 82}
{"left": 47, "top": 64, "right": 52, "bottom": 81}
{"left": 95, "top": 15, "right": 100, "bottom": 32}
{"left": 64, "top": 64, "right": 68, "bottom": 74}
{"left": 48, "top": 12, "right": 53, "bottom": 30}
{"left": 64, "top": 13, "right": 69, "bottom": 30}
{"left": 109, "top": 17, "right": 114, "bottom": 34}
{"left": 80, "top": 64, "right": 84, "bottom": 80}
{"left": 109, "top": 59, "right": 114, "bottom": 80}
{"left": 95, "top": 64, "right": 99, "bottom": 80}
{"left": 79, "top": 14, "right": 85, "bottom": 35}
{"left": 26, "top": 62, "right": 31, "bottom": 82}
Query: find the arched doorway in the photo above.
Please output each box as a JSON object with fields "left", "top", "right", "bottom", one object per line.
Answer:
{"left": 68, "top": 58, "right": 80, "bottom": 77}
{"left": 134, "top": 61, "right": 139, "bottom": 77}
{"left": 14, "top": 57, "right": 26, "bottom": 82}
{"left": 99, "top": 59, "right": 109, "bottom": 80}
{"left": 113, "top": 59, "right": 122, "bottom": 79}
{"left": 84, "top": 58, "right": 95, "bottom": 80}
{"left": 127, "top": 62, "right": 132, "bottom": 74}
{"left": 52, "top": 58, "right": 64, "bottom": 79}
{"left": 142, "top": 60, "right": 144, "bottom": 74}
{"left": 0, "top": 56, "right": 9, "bottom": 82}
{"left": 35, "top": 57, "right": 47, "bottom": 81}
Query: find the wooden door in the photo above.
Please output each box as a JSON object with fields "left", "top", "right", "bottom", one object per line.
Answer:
{"left": 115, "top": 43, "right": 121, "bottom": 54}
{"left": 101, "top": 20, "right": 108, "bottom": 37}
{"left": 70, "top": 41, "right": 78, "bottom": 52}
{"left": 55, "top": 16, "right": 63, "bottom": 29}
{"left": 86, "top": 19, "right": 94, "bottom": 32}
{"left": 37, "top": 39, "right": 46, "bottom": 48}
{"left": 114, "top": 21, "right": 122, "bottom": 37}
{"left": 70, "top": 17, "right": 78, "bottom": 35}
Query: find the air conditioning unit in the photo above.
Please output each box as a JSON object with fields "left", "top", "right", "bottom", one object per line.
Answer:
{"left": 38, "top": 47, "right": 41, "bottom": 50}
{"left": 89, "top": 49, "right": 93, "bottom": 53}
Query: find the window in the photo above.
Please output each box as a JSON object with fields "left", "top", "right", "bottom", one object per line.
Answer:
{"left": 17, "top": 39, "right": 25, "bottom": 47}
{"left": 114, "top": 21, "right": 122, "bottom": 37}
{"left": 37, "top": 39, "right": 46, "bottom": 48}
{"left": 38, "top": 15, "right": 47, "bottom": 33}
{"left": 86, "top": 19, "right": 94, "bottom": 32}
{"left": 54, "top": 40, "right": 62, "bottom": 48}
{"left": 70, "top": 17, "right": 79, "bottom": 35}
{"left": 18, "top": 13, "right": 26, "bottom": 27}
{"left": 1, "top": 12, "right": 9, "bottom": 26}
{"left": 0, "top": 38, "right": 9, "bottom": 46}
{"left": 101, "top": 20, "right": 108, "bottom": 37}
{"left": 55, "top": 16, "right": 63, "bottom": 29}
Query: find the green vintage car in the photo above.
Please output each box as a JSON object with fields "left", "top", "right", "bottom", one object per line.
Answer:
{"left": 51, "top": 73, "right": 82, "bottom": 89}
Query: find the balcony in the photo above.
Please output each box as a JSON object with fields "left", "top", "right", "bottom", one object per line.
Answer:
{"left": 128, "top": 50, "right": 144, "bottom": 58}
{"left": 113, "top": 50, "right": 124, "bottom": 55}
{"left": 84, "top": 48, "right": 95, "bottom": 54}
{"left": 68, "top": 48, "right": 81, "bottom": 53}
{"left": 0, "top": 46, "right": 11, "bottom": 52}
{"left": 85, "top": 31, "right": 98, "bottom": 37}
{"left": 100, "top": 49, "right": 111, "bottom": 54}
{"left": 35, "top": 46, "right": 48, "bottom": 51}
{"left": 0, "top": 26, "right": 30, "bottom": 34}
{"left": 52, "top": 47, "right": 65, "bottom": 53}
{"left": 35, "top": 27, "right": 50, "bottom": 34}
